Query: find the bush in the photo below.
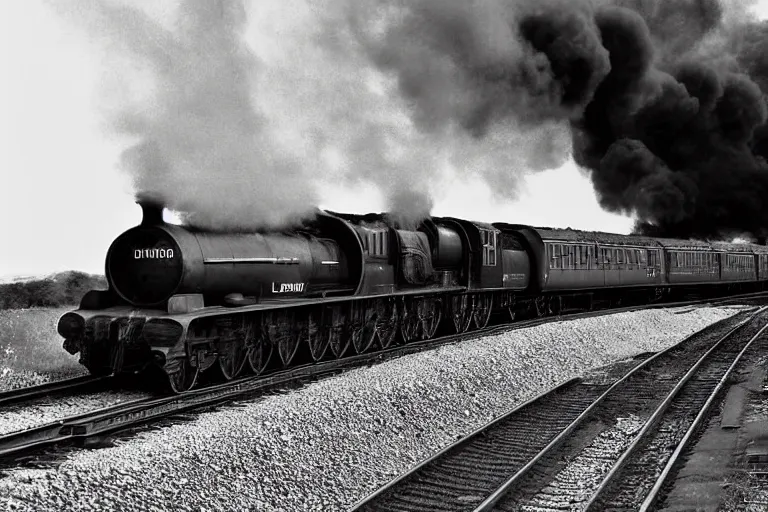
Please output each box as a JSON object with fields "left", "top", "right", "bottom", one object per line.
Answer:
{"left": 0, "top": 272, "right": 106, "bottom": 310}
{"left": 0, "top": 307, "right": 86, "bottom": 382}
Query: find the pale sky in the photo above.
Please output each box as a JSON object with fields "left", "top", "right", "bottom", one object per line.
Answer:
{"left": 1, "top": 0, "right": 768, "bottom": 278}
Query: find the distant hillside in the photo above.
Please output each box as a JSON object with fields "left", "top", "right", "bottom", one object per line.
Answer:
{"left": 0, "top": 272, "right": 107, "bottom": 309}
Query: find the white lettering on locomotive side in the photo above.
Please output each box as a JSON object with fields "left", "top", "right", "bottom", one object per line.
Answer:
{"left": 134, "top": 248, "right": 174, "bottom": 259}
{"left": 271, "top": 282, "right": 306, "bottom": 293}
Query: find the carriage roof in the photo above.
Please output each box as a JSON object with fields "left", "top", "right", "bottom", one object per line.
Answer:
{"left": 532, "top": 227, "right": 661, "bottom": 247}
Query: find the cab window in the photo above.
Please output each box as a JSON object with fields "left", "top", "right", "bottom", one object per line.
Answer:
{"left": 480, "top": 229, "right": 497, "bottom": 266}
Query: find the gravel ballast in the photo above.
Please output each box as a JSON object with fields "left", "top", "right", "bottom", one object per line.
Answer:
{"left": 0, "top": 306, "right": 745, "bottom": 511}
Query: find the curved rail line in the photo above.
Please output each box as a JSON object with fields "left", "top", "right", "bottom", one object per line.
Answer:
{"left": 0, "top": 295, "right": 763, "bottom": 464}
{"left": 0, "top": 299, "right": 699, "bottom": 461}
{"left": 4, "top": 288, "right": 764, "bottom": 406}
{"left": 349, "top": 306, "right": 768, "bottom": 512}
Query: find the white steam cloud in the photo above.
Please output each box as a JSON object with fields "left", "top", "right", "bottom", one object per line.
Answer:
{"left": 52, "top": 0, "right": 572, "bottom": 231}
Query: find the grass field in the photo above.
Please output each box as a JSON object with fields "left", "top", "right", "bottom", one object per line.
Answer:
{"left": 0, "top": 307, "right": 87, "bottom": 391}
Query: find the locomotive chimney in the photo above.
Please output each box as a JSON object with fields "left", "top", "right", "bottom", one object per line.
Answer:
{"left": 136, "top": 196, "right": 164, "bottom": 226}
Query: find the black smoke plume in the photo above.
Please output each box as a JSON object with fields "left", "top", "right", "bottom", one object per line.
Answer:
{"left": 346, "top": 0, "right": 768, "bottom": 241}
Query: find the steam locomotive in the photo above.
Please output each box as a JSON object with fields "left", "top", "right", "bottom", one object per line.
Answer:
{"left": 58, "top": 202, "right": 768, "bottom": 392}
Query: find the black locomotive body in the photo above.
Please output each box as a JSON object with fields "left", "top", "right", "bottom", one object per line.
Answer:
{"left": 58, "top": 205, "right": 768, "bottom": 392}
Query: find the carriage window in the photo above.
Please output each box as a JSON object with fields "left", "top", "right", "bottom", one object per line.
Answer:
{"left": 549, "top": 244, "right": 559, "bottom": 269}
{"left": 480, "top": 229, "right": 497, "bottom": 266}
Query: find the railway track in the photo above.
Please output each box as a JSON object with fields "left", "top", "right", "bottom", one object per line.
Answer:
{"left": 350, "top": 306, "right": 768, "bottom": 512}
{"left": 582, "top": 322, "right": 768, "bottom": 511}
{"left": 0, "top": 294, "right": 762, "bottom": 466}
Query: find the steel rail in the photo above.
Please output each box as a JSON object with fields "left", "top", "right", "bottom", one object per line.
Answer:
{"left": 637, "top": 326, "right": 768, "bottom": 510}
{"left": 474, "top": 306, "right": 768, "bottom": 511}
{"left": 0, "top": 375, "right": 110, "bottom": 407}
{"left": 581, "top": 313, "right": 768, "bottom": 510}
{"left": 348, "top": 306, "right": 764, "bottom": 512}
